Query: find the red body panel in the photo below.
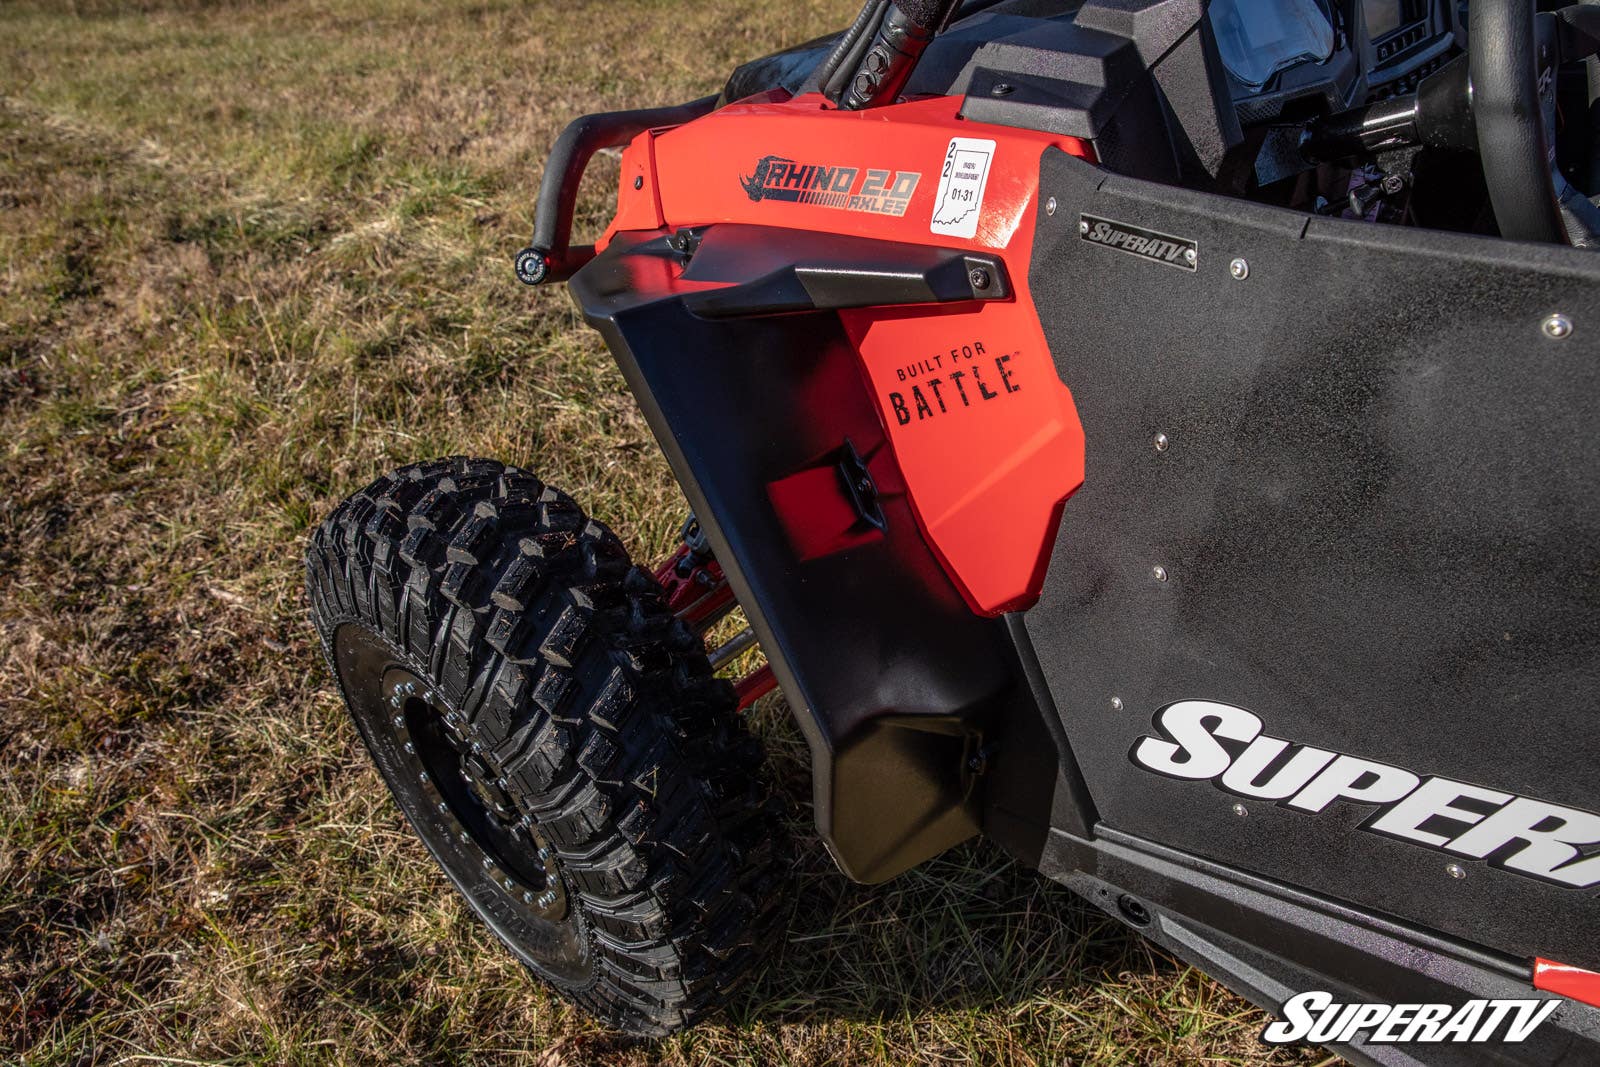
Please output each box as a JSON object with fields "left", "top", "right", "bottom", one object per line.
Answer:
{"left": 600, "top": 94, "right": 1091, "bottom": 614}
{"left": 1533, "top": 958, "right": 1600, "bottom": 1010}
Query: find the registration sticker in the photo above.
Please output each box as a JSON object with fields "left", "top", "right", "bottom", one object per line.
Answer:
{"left": 930, "top": 137, "right": 995, "bottom": 240}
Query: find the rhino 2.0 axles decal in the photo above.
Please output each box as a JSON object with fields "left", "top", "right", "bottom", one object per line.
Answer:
{"left": 1131, "top": 700, "right": 1600, "bottom": 889}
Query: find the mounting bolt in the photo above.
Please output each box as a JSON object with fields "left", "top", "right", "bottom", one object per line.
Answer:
{"left": 1152, "top": 564, "right": 1169, "bottom": 582}
{"left": 991, "top": 82, "right": 1014, "bottom": 96}
{"left": 1232, "top": 802, "right": 1248, "bottom": 817}
{"left": 1446, "top": 863, "right": 1467, "bottom": 880}
{"left": 1542, "top": 313, "right": 1573, "bottom": 340}
{"left": 632, "top": 175, "right": 643, "bottom": 190}
{"left": 1153, "top": 433, "right": 1169, "bottom": 453}
{"left": 969, "top": 267, "right": 991, "bottom": 291}
{"left": 1046, "top": 197, "right": 1057, "bottom": 217}
{"left": 1110, "top": 696, "right": 1124, "bottom": 711}
{"left": 1229, "top": 257, "right": 1249, "bottom": 280}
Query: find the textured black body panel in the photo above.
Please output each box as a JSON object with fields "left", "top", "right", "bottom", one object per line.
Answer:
{"left": 1024, "top": 148, "right": 1600, "bottom": 968}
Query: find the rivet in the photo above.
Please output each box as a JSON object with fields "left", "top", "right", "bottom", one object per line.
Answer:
{"left": 1110, "top": 696, "right": 1124, "bottom": 711}
{"left": 632, "top": 175, "right": 643, "bottom": 190}
{"left": 991, "top": 82, "right": 1014, "bottom": 96}
{"left": 1152, "top": 564, "right": 1169, "bottom": 582}
{"left": 1229, "top": 258, "right": 1249, "bottom": 280}
{"left": 1542, "top": 313, "right": 1573, "bottom": 340}
{"left": 1184, "top": 248, "right": 1197, "bottom": 265}
{"left": 1232, "top": 803, "right": 1248, "bottom": 817}
{"left": 1153, "top": 433, "right": 1169, "bottom": 452}
{"left": 1446, "top": 863, "right": 1467, "bottom": 880}
{"left": 1046, "top": 197, "right": 1057, "bottom": 217}
{"left": 1079, "top": 219, "right": 1089, "bottom": 235}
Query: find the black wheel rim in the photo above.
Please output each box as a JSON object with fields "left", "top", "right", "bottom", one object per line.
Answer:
{"left": 332, "top": 622, "right": 591, "bottom": 985}
{"left": 381, "top": 665, "right": 569, "bottom": 922}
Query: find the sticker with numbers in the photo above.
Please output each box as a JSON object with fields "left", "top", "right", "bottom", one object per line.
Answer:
{"left": 930, "top": 137, "right": 995, "bottom": 239}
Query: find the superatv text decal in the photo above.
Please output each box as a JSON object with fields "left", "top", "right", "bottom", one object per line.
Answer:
{"left": 1130, "top": 700, "right": 1600, "bottom": 889}
{"left": 930, "top": 137, "right": 994, "bottom": 239}
{"left": 1263, "top": 992, "right": 1558, "bottom": 1046}
{"left": 885, "top": 340, "right": 1021, "bottom": 426}
{"left": 1080, "top": 214, "right": 1197, "bottom": 271}
{"left": 740, "top": 156, "right": 919, "bottom": 217}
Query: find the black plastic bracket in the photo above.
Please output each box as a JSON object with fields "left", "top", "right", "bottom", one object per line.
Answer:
{"left": 676, "top": 225, "right": 1011, "bottom": 318}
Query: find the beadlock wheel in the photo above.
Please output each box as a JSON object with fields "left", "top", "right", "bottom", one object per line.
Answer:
{"left": 306, "top": 457, "right": 788, "bottom": 1035}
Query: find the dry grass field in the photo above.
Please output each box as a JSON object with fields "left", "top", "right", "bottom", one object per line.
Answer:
{"left": 1, "top": 2, "right": 1332, "bottom": 1063}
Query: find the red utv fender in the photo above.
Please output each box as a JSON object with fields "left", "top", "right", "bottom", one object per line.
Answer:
{"left": 556, "top": 93, "right": 1093, "bottom": 881}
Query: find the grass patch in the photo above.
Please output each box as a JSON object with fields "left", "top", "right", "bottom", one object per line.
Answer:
{"left": 0, "top": 2, "right": 1329, "bottom": 1064}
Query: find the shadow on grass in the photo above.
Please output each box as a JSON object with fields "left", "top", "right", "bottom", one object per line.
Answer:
{"left": 729, "top": 828, "right": 1162, "bottom": 1029}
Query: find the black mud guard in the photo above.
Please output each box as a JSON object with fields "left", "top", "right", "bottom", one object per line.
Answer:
{"left": 568, "top": 224, "right": 1064, "bottom": 883}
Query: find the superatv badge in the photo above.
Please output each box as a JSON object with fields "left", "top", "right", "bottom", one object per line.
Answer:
{"left": 741, "top": 156, "right": 919, "bottom": 217}
{"left": 1131, "top": 700, "right": 1600, "bottom": 889}
{"left": 1081, "top": 214, "right": 1197, "bottom": 271}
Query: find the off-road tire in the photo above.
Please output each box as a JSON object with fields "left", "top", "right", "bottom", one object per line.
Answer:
{"left": 305, "top": 457, "right": 787, "bottom": 1035}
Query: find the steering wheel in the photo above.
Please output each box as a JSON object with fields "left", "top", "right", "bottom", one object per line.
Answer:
{"left": 1471, "top": 0, "right": 1600, "bottom": 245}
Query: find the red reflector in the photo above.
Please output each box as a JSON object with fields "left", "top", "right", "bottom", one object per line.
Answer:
{"left": 1534, "top": 958, "right": 1600, "bottom": 1009}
